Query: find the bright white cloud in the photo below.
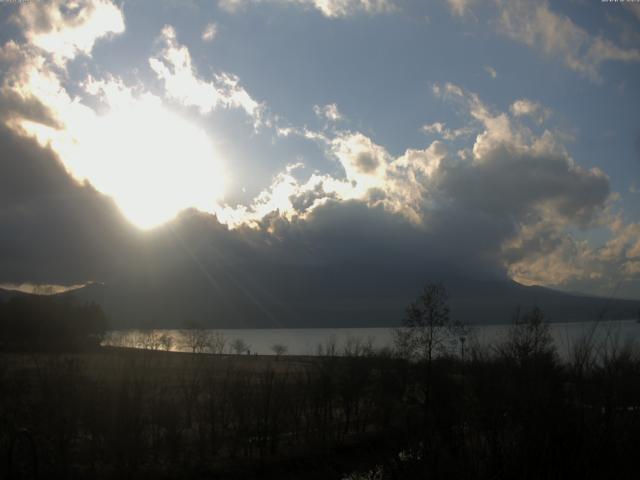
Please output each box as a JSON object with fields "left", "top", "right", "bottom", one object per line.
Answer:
{"left": 313, "top": 103, "right": 342, "bottom": 121}
{"left": 422, "top": 121, "right": 472, "bottom": 141}
{"left": 149, "top": 25, "right": 261, "bottom": 119}
{"left": 331, "top": 131, "right": 389, "bottom": 180}
{"left": 510, "top": 98, "right": 551, "bottom": 124}
{"left": 219, "top": 0, "right": 396, "bottom": 17}
{"left": 13, "top": 75, "right": 226, "bottom": 229}
{"left": 422, "top": 122, "right": 445, "bottom": 135}
{"left": 15, "top": 0, "right": 124, "bottom": 67}
{"left": 218, "top": 0, "right": 245, "bottom": 13}
{"left": 510, "top": 99, "right": 540, "bottom": 117}
{"left": 496, "top": 0, "right": 640, "bottom": 82}
{"left": 202, "top": 23, "right": 218, "bottom": 42}
{"left": 2, "top": 17, "right": 227, "bottom": 229}
{"left": 300, "top": 0, "right": 395, "bottom": 17}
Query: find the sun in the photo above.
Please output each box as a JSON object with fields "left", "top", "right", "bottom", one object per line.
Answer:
{"left": 20, "top": 91, "right": 226, "bottom": 230}
{"left": 89, "top": 98, "right": 226, "bottom": 229}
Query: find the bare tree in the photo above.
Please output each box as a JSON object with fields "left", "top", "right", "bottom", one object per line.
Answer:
{"left": 182, "top": 329, "right": 210, "bottom": 353}
{"left": 138, "top": 331, "right": 162, "bottom": 350}
{"left": 103, "top": 331, "right": 125, "bottom": 348}
{"left": 271, "top": 343, "right": 288, "bottom": 359}
{"left": 231, "top": 338, "right": 249, "bottom": 355}
{"left": 343, "top": 335, "right": 375, "bottom": 357}
{"left": 496, "top": 306, "right": 556, "bottom": 366}
{"left": 159, "top": 333, "right": 174, "bottom": 352}
{"left": 394, "top": 283, "right": 462, "bottom": 362}
{"left": 316, "top": 335, "right": 338, "bottom": 357}
{"left": 207, "top": 332, "right": 227, "bottom": 354}
{"left": 393, "top": 283, "right": 463, "bottom": 439}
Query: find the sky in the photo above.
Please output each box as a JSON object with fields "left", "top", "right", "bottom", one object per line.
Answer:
{"left": 1, "top": 0, "right": 639, "bottom": 306}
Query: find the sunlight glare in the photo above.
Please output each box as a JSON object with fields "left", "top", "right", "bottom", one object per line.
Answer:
{"left": 20, "top": 93, "right": 225, "bottom": 230}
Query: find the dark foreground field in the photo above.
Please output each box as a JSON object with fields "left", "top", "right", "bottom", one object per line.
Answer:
{"left": 3, "top": 328, "right": 640, "bottom": 480}
{"left": 2, "top": 348, "right": 402, "bottom": 480}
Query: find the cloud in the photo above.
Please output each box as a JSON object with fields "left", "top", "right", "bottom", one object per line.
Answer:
{"left": 1, "top": 60, "right": 638, "bottom": 313}
{"left": 218, "top": 0, "right": 246, "bottom": 13}
{"left": 217, "top": 128, "right": 444, "bottom": 227}
{"left": 484, "top": 65, "right": 498, "bottom": 79}
{"left": 1, "top": 0, "right": 638, "bottom": 301}
{"left": 149, "top": 25, "right": 261, "bottom": 119}
{"left": 1, "top": 19, "right": 230, "bottom": 229}
{"left": 202, "top": 22, "right": 218, "bottom": 42}
{"left": 422, "top": 122, "right": 445, "bottom": 135}
{"left": 214, "top": 82, "right": 636, "bottom": 298}
{"left": 304, "top": 0, "right": 397, "bottom": 17}
{"left": 510, "top": 99, "right": 540, "bottom": 117}
{"left": 446, "top": 0, "right": 475, "bottom": 17}
{"left": 496, "top": 0, "right": 640, "bottom": 82}
{"left": 314, "top": 103, "right": 342, "bottom": 121}
{"left": 0, "top": 124, "right": 136, "bottom": 285}
{"left": 14, "top": 0, "right": 124, "bottom": 67}
{"left": 626, "top": 4, "right": 640, "bottom": 22}
{"left": 0, "top": 47, "right": 62, "bottom": 128}
{"left": 445, "top": 138, "right": 609, "bottom": 231}
{"left": 505, "top": 211, "right": 640, "bottom": 297}
{"left": 510, "top": 98, "right": 551, "bottom": 124}
{"left": 218, "top": 0, "right": 396, "bottom": 18}
{"left": 422, "top": 121, "right": 473, "bottom": 141}
{"left": 332, "top": 131, "right": 388, "bottom": 177}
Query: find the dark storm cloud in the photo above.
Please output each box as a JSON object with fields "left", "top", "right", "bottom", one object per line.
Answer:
{"left": 0, "top": 108, "right": 624, "bottom": 328}
{"left": 354, "top": 152, "right": 380, "bottom": 173}
{"left": 0, "top": 125, "right": 138, "bottom": 285}
{"left": 438, "top": 142, "right": 610, "bottom": 227}
{"left": 93, "top": 196, "right": 513, "bottom": 328}
{"left": 1, "top": 122, "right": 632, "bottom": 328}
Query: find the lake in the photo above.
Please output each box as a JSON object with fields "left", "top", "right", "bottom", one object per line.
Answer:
{"left": 103, "top": 319, "right": 640, "bottom": 359}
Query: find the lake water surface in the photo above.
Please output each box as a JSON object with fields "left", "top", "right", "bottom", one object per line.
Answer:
{"left": 104, "top": 319, "right": 640, "bottom": 359}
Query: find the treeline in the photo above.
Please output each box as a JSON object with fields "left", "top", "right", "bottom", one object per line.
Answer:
{"left": 0, "top": 295, "right": 107, "bottom": 351}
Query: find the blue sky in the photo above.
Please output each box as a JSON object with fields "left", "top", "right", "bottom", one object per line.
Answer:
{"left": 1, "top": 0, "right": 639, "bottom": 300}
{"left": 78, "top": 0, "right": 640, "bottom": 205}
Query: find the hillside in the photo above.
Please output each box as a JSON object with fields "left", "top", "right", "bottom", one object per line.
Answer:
{"left": 58, "top": 279, "right": 640, "bottom": 329}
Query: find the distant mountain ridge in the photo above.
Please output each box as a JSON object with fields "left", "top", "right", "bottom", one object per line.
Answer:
{"left": 17, "top": 279, "right": 635, "bottom": 330}
{"left": 3, "top": 277, "right": 638, "bottom": 330}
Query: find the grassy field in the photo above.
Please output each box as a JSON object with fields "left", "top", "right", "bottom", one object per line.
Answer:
{"left": 2, "top": 347, "right": 314, "bottom": 378}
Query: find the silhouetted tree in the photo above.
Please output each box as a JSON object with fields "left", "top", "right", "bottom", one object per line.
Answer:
{"left": 394, "top": 284, "right": 462, "bottom": 362}
{"left": 231, "top": 338, "right": 249, "bottom": 355}
{"left": 271, "top": 343, "right": 288, "bottom": 359}
{"left": 206, "top": 331, "right": 227, "bottom": 354}
{"left": 496, "top": 306, "right": 556, "bottom": 366}
{"left": 157, "top": 333, "right": 172, "bottom": 351}
{"left": 182, "top": 328, "right": 209, "bottom": 353}
{"left": 0, "top": 295, "right": 107, "bottom": 351}
{"left": 394, "top": 283, "right": 463, "bottom": 451}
